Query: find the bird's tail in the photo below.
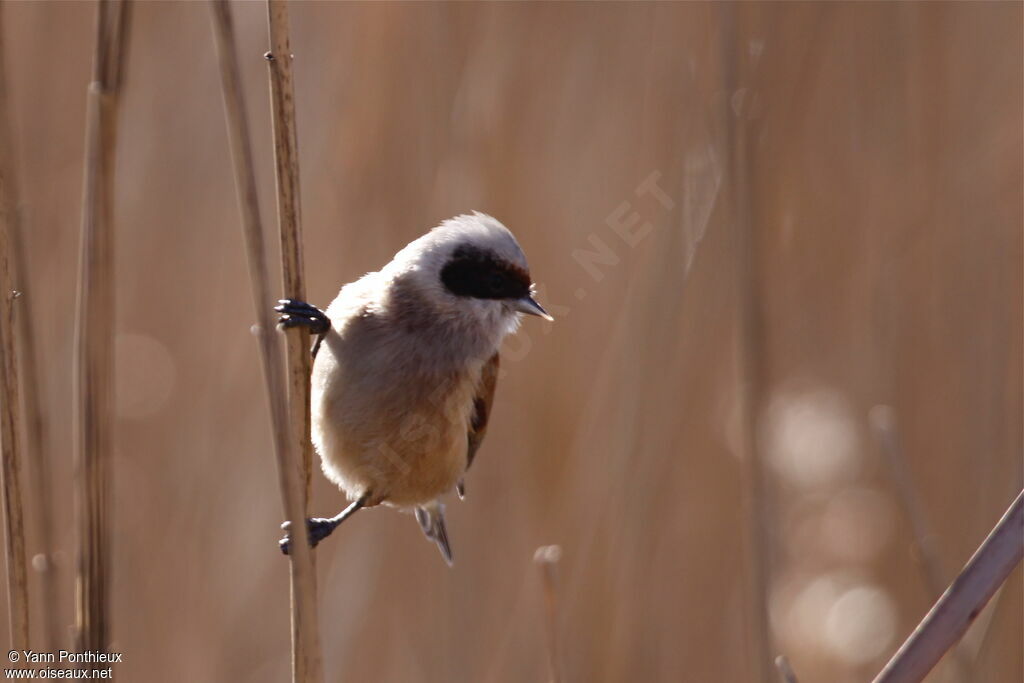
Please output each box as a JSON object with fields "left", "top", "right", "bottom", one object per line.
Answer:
{"left": 415, "top": 501, "right": 454, "bottom": 567}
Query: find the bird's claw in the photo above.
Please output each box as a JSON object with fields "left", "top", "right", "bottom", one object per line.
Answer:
{"left": 274, "top": 299, "right": 330, "bottom": 335}
{"left": 278, "top": 517, "right": 339, "bottom": 555}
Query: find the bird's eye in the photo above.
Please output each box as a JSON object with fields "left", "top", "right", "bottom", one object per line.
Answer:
{"left": 488, "top": 272, "right": 505, "bottom": 293}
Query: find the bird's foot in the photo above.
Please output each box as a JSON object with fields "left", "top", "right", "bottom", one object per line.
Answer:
{"left": 278, "top": 496, "right": 369, "bottom": 555}
{"left": 278, "top": 517, "right": 339, "bottom": 555}
{"left": 274, "top": 299, "right": 330, "bottom": 335}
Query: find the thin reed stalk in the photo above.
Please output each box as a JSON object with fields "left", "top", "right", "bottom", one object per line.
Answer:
{"left": 209, "top": 2, "right": 323, "bottom": 681}
{"left": 870, "top": 405, "right": 971, "bottom": 682}
{"left": 872, "top": 489, "right": 1024, "bottom": 683}
{"left": 870, "top": 406, "right": 948, "bottom": 598}
{"left": 773, "top": 656, "right": 798, "bottom": 683}
{"left": 10, "top": 201, "right": 59, "bottom": 651}
{"left": 265, "top": 0, "right": 314, "bottom": 496}
{"left": 73, "top": 0, "right": 131, "bottom": 654}
{"left": 534, "top": 546, "right": 564, "bottom": 683}
{"left": 0, "top": 6, "right": 60, "bottom": 651}
{"left": 720, "top": 6, "right": 774, "bottom": 682}
{"left": 265, "top": 4, "right": 323, "bottom": 680}
{"left": 0, "top": 3, "right": 29, "bottom": 652}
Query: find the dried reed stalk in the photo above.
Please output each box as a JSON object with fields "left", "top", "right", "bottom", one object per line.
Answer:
{"left": 265, "top": 0, "right": 314, "bottom": 496}
{"left": 11, "top": 207, "right": 59, "bottom": 651}
{"left": 73, "top": 0, "right": 131, "bottom": 654}
{"left": 0, "top": 6, "right": 60, "bottom": 651}
{"left": 773, "top": 655, "right": 798, "bottom": 683}
{"left": 721, "top": 6, "right": 774, "bottom": 682}
{"left": 872, "top": 489, "right": 1023, "bottom": 683}
{"left": 0, "top": 3, "right": 29, "bottom": 652}
{"left": 534, "top": 546, "right": 564, "bottom": 683}
{"left": 870, "top": 407, "right": 948, "bottom": 598}
{"left": 870, "top": 405, "right": 971, "bottom": 682}
{"left": 265, "top": 4, "right": 323, "bottom": 680}
{"left": 208, "top": 2, "right": 323, "bottom": 681}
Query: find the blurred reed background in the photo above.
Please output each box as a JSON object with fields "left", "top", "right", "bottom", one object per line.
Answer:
{"left": 0, "top": 1, "right": 1021, "bottom": 682}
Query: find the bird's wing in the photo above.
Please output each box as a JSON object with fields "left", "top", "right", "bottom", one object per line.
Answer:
{"left": 457, "top": 352, "right": 499, "bottom": 498}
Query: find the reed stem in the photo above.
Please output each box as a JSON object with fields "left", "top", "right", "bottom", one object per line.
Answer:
{"left": 0, "top": 2, "right": 29, "bottom": 653}
{"left": 73, "top": 0, "right": 131, "bottom": 654}
{"left": 872, "top": 490, "right": 1023, "bottom": 683}
{"left": 209, "top": 2, "right": 324, "bottom": 681}
{"left": 265, "top": 4, "right": 322, "bottom": 679}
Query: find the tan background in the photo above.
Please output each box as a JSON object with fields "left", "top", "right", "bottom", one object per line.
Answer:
{"left": 2, "top": 2, "right": 1021, "bottom": 682}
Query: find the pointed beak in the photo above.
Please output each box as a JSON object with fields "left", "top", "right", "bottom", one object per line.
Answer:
{"left": 512, "top": 295, "right": 554, "bottom": 321}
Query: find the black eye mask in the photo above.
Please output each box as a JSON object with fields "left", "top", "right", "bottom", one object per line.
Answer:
{"left": 440, "top": 244, "right": 531, "bottom": 301}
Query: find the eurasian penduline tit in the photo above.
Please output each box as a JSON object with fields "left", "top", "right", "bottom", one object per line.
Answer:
{"left": 276, "top": 212, "right": 552, "bottom": 565}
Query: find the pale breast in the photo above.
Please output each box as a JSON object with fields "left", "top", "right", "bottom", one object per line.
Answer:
{"left": 310, "top": 287, "right": 486, "bottom": 507}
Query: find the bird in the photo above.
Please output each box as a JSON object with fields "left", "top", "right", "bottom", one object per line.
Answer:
{"left": 276, "top": 212, "right": 551, "bottom": 565}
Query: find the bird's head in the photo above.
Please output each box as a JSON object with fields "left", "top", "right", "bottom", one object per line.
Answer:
{"left": 386, "top": 212, "right": 552, "bottom": 336}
